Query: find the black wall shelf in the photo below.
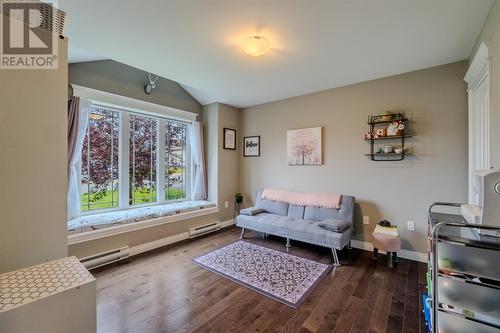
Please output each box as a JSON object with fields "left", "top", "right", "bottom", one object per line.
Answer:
{"left": 364, "top": 134, "right": 413, "bottom": 141}
{"left": 365, "top": 113, "right": 412, "bottom": 161}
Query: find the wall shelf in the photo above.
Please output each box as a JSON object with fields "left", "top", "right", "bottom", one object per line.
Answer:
{"left": 365, "top": 112, "right": 412, "bottom": 161}
{"left": 367, "top": 118, "right": 408, "bottom": 125}
{"left": 364, "top": 152, "right": 412, "bottom": 157}
{"left": 364, "top": 134, "right": 413, "bottom": 141}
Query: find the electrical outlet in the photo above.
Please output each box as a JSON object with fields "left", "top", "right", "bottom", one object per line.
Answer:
{"left": 224, "top": 201, "right": 229, "bottom": 208}
{"left": 407, "top": 220, "right": 415, "bottom": 231}
{"left": 363, "top": 216, "right": 370, "bottom": 225}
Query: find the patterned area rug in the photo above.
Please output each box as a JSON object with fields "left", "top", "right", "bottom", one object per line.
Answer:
{"left": 193, "top": 241, "right": 332, "bottom": 308}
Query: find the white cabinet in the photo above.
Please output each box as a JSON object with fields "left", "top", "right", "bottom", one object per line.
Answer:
{"left": 0, "top": 257, "right": 96, "bottom": 333}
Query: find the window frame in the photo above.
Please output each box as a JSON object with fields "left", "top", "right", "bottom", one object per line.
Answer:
{"left": 80, "top": 106, "right": 120, "bottom": 213}
{"left": 73, "top": 85, "right": 195, "bottom": 216}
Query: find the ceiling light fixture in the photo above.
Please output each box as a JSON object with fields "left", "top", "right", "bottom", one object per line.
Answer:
{"left": 241, "top": 35, "right": 271, "bottom": 56}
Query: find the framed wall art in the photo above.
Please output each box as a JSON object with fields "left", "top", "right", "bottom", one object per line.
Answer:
{"left": 243, "top": 136, "right": 260, "bottom": 157}
{"left": 223, "top": 128, "right": 236, "bottom": 150}
{"left": 287, "top": 127, "right": 322, "bottom": 165}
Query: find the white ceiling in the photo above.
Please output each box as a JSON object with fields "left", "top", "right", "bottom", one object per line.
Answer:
{"left": 61, "top": 0, "right": 493, "bottom": 108}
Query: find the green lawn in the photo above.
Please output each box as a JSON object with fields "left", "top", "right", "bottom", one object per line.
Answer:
{"left": 81, "top": 187, "right": 186, "bottom": 211}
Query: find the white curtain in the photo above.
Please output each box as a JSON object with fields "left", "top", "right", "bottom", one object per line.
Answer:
{"left": 190, "top": 121, "right": 207, "bottom": 201}
{"left": 67, "top": 99, "right": 90, "bottom": 220}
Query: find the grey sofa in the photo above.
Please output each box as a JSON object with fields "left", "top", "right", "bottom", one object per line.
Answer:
{"left": 236, "top": 189, "right": 355, "bottom": 266}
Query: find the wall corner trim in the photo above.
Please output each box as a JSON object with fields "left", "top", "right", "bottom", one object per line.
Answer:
{"left": 350, "top": 239, "right": 427, "bottom": 263}
{"left": 464, "top": 42, "right": 489, "bottom": 90}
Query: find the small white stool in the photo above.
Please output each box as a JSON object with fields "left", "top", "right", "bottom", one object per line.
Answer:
{"left": 372, "top": 232, "right": 401, "bottom": 268}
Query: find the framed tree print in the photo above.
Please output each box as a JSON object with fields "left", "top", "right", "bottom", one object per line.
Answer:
{"left": 223, "top": 128, "right": 236, "bottom": 150}
{"left": 244, "top": 136, "right": 260, "bottom": 157}
{"left": 287, "top": 127, "right": 322, "bottom": 165}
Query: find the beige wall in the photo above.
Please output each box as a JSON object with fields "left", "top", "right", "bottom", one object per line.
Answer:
{"left": 0, "top": 38, "right": 69, "bottom": 273}
{"left": 240, "top": 62, "right": 468, "bottom": 254}
{"left": 69, "top": 60, "right": 202, "bottom": 116}
{"left": 68, "top": 102, "right": 241, "bottom": 259}
{"left": 471, "top": 0, "right": 500, "bottom": 167}
{"left": 218, "top": 104, "right": 242, "bottom": 220}
{"left": 203, "top": 103, "right": 242, "bottom": 221}
{"left": 68, "top": 214, "right": 221, "bottom": 257}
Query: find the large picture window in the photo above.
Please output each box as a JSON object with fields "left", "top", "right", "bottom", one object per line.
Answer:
{"left": 80, "top": 105, "right": 190, "bottom": 214}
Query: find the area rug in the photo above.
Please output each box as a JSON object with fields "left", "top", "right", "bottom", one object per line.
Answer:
{"left": 193, "top": 240, "right": 332, "bottom": 308}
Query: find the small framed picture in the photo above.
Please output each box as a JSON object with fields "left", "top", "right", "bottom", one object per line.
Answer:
{"left": 223, "top": 128, "right": 236, "bottom": 150}
{"left": 244, "top": 136, "right": 260, "bottom": 157}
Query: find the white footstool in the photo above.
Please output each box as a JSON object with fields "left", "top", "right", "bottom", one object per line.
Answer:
{"left": 372, "top": 232, "right": 401, "bottom": 268}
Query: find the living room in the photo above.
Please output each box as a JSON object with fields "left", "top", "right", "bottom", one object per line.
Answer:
{"left": 1, "top": 1, "right": 499, "bottom": 332}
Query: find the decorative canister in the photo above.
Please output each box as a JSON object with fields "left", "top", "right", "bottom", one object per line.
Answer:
{"left": 381, "top": 111, "right": 392, "bottom": 121}
{"left": 383, "top": 145, "right": 393, "bottom": 154}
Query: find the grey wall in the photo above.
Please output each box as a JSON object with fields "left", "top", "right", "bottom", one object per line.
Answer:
{"left": 0, "top": 38, "right": 68, "bottom": 273}
{"left": 69, "top": 60, "right": 202, "bottom": 116}
{"left": 240, "top": 62, "right": 468, "bottom": 254}
{"left": 471, "top": 0, "right": 500, "bottom": 167}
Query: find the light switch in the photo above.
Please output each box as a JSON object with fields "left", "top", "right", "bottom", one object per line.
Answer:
{"left": 224, "top": 201, "right": 229, "bottom": 208}
{"left": 363, "top": 216, "right": 369, "bottom": 225}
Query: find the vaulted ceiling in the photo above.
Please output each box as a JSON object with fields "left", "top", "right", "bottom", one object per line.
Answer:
{"left": 61, "top": 0, "right": 494, "bottom": 108}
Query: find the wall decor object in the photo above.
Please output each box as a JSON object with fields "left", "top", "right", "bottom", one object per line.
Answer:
{"left": 243, "top": 136, "right": 260, "bottom": 157}
{"left": 387, "top": 121, "right": 405, "bottom": 136}
{"left": 364, "top": 112, "right": 413, "bottom": 161}
{"left": 374, "top": 128, "right": 387, "bottom": 138}
{"left": 287, "top": 127, "right": 322, "bottom": 165}
{"left": 383, "top": 145, "right": 393, "bottom": 154}
{"left": 223, "top": 128, "right": 236, "bottom": 150}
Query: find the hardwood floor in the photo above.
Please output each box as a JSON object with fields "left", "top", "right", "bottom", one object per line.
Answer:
{"left": 92, "top": 227, "right": 427, "bottom": 333}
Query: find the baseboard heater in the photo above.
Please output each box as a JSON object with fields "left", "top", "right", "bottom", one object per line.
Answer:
{"left": 80, "top": 246, "right": 130, "bottom": 270}
{"left": 188, "top": 222, "right": 222, "bottom": 238}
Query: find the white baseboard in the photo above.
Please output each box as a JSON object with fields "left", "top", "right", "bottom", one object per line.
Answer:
{"left": 350, "top": 239, "right": 427, "bottom": 263}
{"left": 129, "top": 219, "right": 234, "bottom": 257}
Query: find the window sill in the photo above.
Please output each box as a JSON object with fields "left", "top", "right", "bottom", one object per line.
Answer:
{"left": 67, "top": 201, "right": 218, "bottom": 245}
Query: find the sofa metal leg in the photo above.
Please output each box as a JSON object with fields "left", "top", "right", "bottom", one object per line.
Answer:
{"left": 331, "top": 248, "right": 341, "bottom": 267}
{"left": 240, "top": 228, "right": 245, "bottom": 240}
{"left": 347, "top": 241, "right": 352, "bottom": 250}
{"left": 387, "top": 252, "right": 393, "bottom": 268}
{"left": 286, "top": 238, "right": 291, "bottom": 248}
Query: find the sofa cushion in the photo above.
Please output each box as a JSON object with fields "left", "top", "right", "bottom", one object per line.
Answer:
{"left": 236, "top": 213, "right": 293, "bottom": 235}
{"left": 255, "top": 190, "right": 289, "bottom": 216}
{"left": 304, "top": 206, "right": 339, "bottom": 221}
{"left": 287, "top": 220, "right": 352, "bottom": 249}
{"left": 318, "top": 218, "right": 349, "bottom": 232}
{"left": 287, "top": 205, "right": 305, "bottom": 219}
{"left": 240, "top": 207, "right": 266, "bottom": 216}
